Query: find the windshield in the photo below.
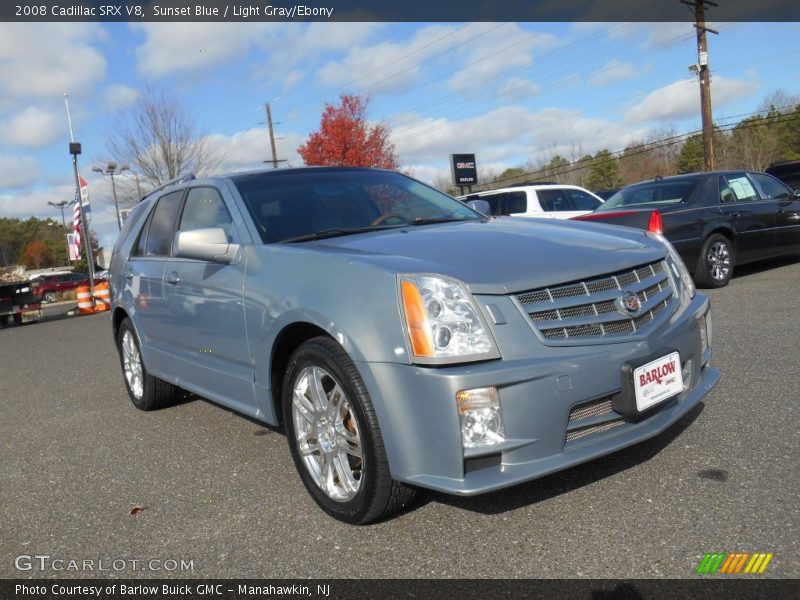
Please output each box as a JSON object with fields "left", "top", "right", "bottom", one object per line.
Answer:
{"left": 598, "top": 179, "right": 699, "bottom": 210}
{"left": 234, "top": 169, "right": 481, "bottom": 243}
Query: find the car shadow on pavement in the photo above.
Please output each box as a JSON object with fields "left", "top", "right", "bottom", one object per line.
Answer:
{"left": 730, "top": 253, "right": 800, "bottom": 280}
{"left": 422, "top": 401, "right": 705, "bottom": 517}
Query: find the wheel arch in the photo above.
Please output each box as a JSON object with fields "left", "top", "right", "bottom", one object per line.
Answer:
{"left": 112, "top": 306, "right": 130, "bottom": 340}
{"left": 269, "top": 321, "right": 333, "bottom": 426}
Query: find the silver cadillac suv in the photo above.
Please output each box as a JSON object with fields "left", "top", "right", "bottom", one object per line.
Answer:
{"left": 110, "top": 167, "right": 719, "bottom": 524}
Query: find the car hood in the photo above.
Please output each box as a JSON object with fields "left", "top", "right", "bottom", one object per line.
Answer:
{"left": 304, "top": 218, "right": 665, "bottom": 294}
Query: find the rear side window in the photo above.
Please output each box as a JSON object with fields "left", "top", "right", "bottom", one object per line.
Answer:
{"left": 179, "top": 187, "right": 237, "bottom": 242}
{"left": 722, "top": 174, "right": 758, "bottom": 203}
{"left": 506, "top": 191, "right": 527, "bottom": 214}
{"left": 538, "top": 189, "right": 572, "bottom": 212}
{"left": 749, "top": 173, "right": 792, "bottom": 201}
{"left": 478, "top": 193, "right": 504, "bottom": 216}
{"left": 134, "top": 191, "right": 183, "bottom": 257}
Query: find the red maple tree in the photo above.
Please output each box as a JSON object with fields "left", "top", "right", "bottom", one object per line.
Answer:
{"left": 298, "top": 94, "right": 398, "bottom": 169}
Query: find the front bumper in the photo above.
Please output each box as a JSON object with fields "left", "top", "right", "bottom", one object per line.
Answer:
{"left": 356, "top": 294, "right": 719, "bottom": 495}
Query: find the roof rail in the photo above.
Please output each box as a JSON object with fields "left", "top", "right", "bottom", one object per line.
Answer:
{"left": 138, "top": 173, "right": 196, "bottom": 202}
{"left": 508, "top": 180, "right": 559, "bottom": 187}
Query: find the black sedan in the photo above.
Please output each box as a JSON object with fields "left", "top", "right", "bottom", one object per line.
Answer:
{"left": 573, "top": 171, "right": 800, "bottom": 287}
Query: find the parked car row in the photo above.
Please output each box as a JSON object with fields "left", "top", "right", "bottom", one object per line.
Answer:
{"left": 574, "top": 171, "right": 800, "bottom": 287}
{"left": 455, "top": 169, "right": 800, "bottom": 289}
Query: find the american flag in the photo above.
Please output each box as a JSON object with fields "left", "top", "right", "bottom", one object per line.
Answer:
{"left": 71, "top": 175, "right": 88, "bottom": 260}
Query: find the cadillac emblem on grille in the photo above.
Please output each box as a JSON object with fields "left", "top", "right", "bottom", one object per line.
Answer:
{"left": 618, "top": 291, "right": 642, "bottom": 316}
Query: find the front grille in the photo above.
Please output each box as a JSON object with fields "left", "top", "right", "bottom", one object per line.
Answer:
{"left": 568, "top": 397, "right": 614, "bottom": 422}
{"left": 516, "top": 260, "right": 674, "bottom": 343}
{"left": 565, "top": 418, "right": 625, "bottom": 443}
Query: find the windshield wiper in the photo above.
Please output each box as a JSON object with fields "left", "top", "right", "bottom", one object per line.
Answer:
{"left": 281, "top": 225, "right": 402, "bottom": 244}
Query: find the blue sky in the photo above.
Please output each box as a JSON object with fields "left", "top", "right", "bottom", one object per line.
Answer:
{"left": 0, "top": 20, "right": 798, "bottom": 254}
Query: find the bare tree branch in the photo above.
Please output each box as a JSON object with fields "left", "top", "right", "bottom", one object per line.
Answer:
{"left": 106, "top": 84, "right": 221, "bottom": 188}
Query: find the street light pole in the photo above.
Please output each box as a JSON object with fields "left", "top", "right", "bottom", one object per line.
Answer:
{"left": 47, "top": 200, "right": 71, "bottom": 265}
{"left": 92, "top": 162, "right": 129, "bottom": 231}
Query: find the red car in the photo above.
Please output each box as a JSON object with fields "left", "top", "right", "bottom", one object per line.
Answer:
{"left": 33, "top": 272, "right": 91, "bottom": 303}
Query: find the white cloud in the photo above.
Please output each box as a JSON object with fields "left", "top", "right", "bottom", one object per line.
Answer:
{"left": 588, "top": 59, "right": 637, "bottom": 88}
{"left": 0, "top": 107, "right": 66, "bottom": 148}
{"left": 133, "top": 22, "right": 379, "bottom": 81}
{"left": 103, "top": 84, "right": 140, "bottom": 110}
{"left": 0, "top": 23, "right": 106, "bottom": 105}
{"left": 625, "top": 76, "right": 759, "bottom": 124}
{"left": 606, "top": 22, "right": 696, "bottom": 49}
{"left": 314, "top": 24, "right": 465, "bottom": 94}
{"left": 133, "top": 22, "right": 276, "bottom": 77}
{"left": 390, "top": 106, "right": 645, "bottom": 167}
{"left": 498, "top": 78, "right": 541, "bottom": 100}
{"left": 0, "top": 155, "right": 40, "bottom": 190}
{"left": 445, "top": 24, "right": 559, "bottom": 92}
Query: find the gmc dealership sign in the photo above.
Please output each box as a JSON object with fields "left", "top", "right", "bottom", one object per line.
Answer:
{"left": 450, "top": 153, "right": 478, "bottom": 186}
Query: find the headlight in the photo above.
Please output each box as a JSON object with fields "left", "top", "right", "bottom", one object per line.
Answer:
{"left": 399, "top": 275, "right": 500, "bottom": 364}
{"left": 648, "top": 232, "right": 695, "bottom": 299}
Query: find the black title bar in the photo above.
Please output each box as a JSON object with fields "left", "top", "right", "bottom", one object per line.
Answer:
{"left": 4, "top": 0, "right": 800, "bottom": 22}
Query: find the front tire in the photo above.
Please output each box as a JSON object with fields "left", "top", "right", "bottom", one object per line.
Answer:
{"left": 695, "top": 233, "right": 733, "bottom": 288}
{"left": 117, "top": 318, "right": 176, "bottom": 411}
{"left": 282, "top": 337, "right": 415, "bottom": 524}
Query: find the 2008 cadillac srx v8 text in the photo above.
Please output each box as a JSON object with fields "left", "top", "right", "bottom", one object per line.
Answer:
{"left": 110, "top": 167, "right": 719, "bottom": 524}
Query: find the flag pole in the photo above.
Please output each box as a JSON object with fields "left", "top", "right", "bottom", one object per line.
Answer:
{"left": 64, "top": 93, "right": 95, "bottom": 289}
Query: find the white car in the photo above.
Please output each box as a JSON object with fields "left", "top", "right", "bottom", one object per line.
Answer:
{"left": 458, "top": 183, "right": 604, "bottom": 220}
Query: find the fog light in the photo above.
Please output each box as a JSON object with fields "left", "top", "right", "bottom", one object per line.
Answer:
{"left": 682, "top": 359, "right": 693, "bottom": 392}
{"left": 456, "top": 387, "right": 504, "bottom": 448}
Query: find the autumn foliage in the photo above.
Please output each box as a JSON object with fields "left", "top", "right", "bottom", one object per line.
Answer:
{"left": 298, "top": 94, "right": 398, "bottom": 169}
{"left": 20, "top": 240, "right": 54, "bottom": 270}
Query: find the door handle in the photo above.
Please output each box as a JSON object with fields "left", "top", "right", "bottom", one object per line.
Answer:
{"left": 730, "top": 212, "right": 742, "bottom": 218}
{"left": 165, "top": 272, "right": 180, "bottom": 284}
{"left": 124, "top": 271, "right": 134, "bottom": 280}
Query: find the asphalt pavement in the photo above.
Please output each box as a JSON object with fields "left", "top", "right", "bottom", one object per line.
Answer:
{"left": 1, "top": 256, "right": 798, "bottom": 579}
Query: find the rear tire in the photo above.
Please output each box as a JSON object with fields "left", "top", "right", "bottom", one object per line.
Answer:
{"left": 282, "top": 336, "right": 416, "bottom": 524}
{"left": 695, "top": 233, "right": 733, "bottom": 288}
{"left": 12, "top": 314, "right": 22, "bottom": 326}
{"left": 117, "top": 318, "right": 176, "bottom": 411}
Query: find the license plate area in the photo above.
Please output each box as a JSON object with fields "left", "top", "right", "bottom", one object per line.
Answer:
{"left": 633, "top": 351, "right": 683, "bottom": 412}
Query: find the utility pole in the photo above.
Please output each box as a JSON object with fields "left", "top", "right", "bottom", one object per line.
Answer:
{"left": 683, "top": 0, "right": 718, "bottom": 171}
{"left": 264, "top": 102, "right": 286, "bottom": 168}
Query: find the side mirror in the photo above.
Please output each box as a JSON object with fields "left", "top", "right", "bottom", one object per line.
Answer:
{"left": 794, "top": 188, "right": 800, "bottom": 198}
{"left": 467, "top": 199, "right": 491, "bottom": 215}
{"left": 175, "top": 228, "right": 239, "bottom": 264}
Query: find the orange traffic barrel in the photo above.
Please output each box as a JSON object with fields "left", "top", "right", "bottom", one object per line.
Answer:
{"left": 76, "top": 284, "right": 95, "bottom": 315}
{"left": 93, "top": 281, "right": 110, "bottom": 312}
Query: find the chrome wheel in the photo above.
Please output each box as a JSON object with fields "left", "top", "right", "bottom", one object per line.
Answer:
{"left": 291, "top": 366, "right": 363, "bottom": 502}
{"left": 121, "top": 330, "right": 144, "bottom": 400}
{"left": 707, "top": 240, "right": 731, "bottom": 282}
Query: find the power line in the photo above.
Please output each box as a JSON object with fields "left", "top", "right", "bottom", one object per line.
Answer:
{"left": 471, "top": 108, "right": 800, "bottom": 191}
